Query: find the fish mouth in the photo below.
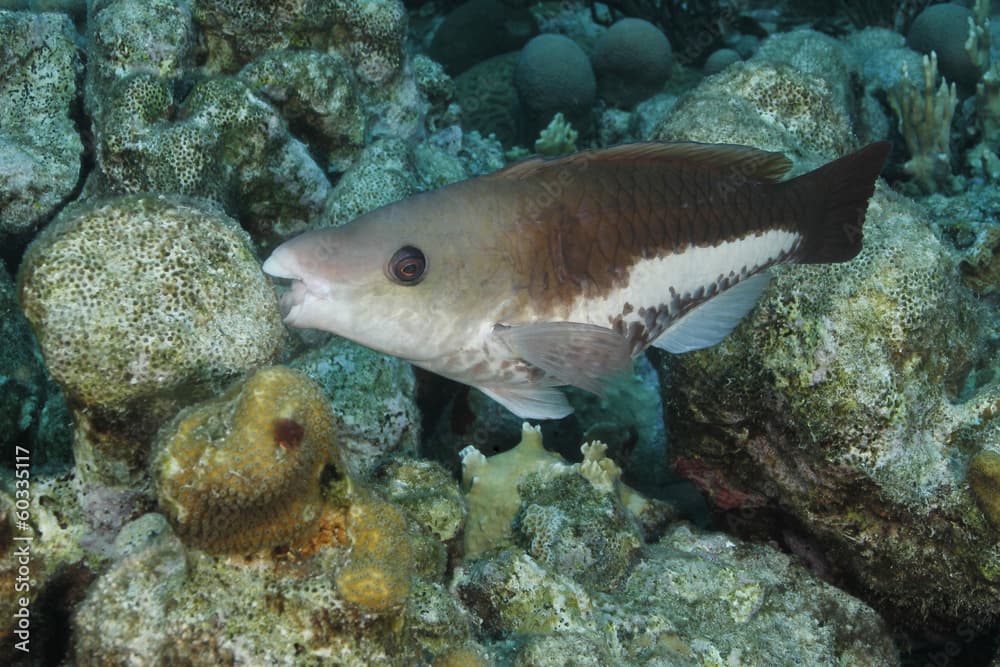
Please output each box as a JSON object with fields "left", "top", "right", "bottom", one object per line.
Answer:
{"left": 278, "top": 280, "right": 307, "bottom": 321}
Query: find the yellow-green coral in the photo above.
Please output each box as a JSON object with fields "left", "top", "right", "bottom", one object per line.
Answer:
{"left": 152, "top": 366, "right": 339, "bottom": 554}
{"left": 335, "top": 495, "right": 415, "bottom": 613}
{"left": 968, "top": 450, "right": 1000, "bottom": 532}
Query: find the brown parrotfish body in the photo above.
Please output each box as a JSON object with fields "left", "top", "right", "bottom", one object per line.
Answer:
{"left": 263, "top": 141, "right": 890, "bottom": 419}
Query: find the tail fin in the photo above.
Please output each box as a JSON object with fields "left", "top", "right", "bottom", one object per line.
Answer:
{"left": 792, "top": 141, "right": 891, "bottom": 264}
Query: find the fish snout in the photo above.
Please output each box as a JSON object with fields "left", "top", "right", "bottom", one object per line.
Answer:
{"left": 261, "top": 245, "right": 301, "bottom": 281}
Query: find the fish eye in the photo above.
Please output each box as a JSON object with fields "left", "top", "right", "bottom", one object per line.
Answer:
{"left": 388, "top": 245, "right": 426, "bottom": 285}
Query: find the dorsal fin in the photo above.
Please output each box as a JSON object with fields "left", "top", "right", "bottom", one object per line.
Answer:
{"left": 492, "top": 142, "right": 793, "bottom": 183}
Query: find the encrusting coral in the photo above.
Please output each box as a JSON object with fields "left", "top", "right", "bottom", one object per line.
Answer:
{"left": 335, "top": 494, "right": 416, "bottom": 614}
{"left": 152, "top": 366, "right": 340, "bottom": 554}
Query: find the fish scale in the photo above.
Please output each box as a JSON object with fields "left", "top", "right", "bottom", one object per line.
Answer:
{"left": 263, "top": 141, "right": 891, "bottom": 420}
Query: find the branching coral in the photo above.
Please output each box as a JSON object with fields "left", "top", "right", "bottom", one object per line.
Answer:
{"left": 887, "top": 52, "right": 957, "bottom": 194}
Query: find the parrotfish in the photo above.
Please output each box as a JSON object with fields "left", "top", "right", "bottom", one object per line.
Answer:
{"left": 263, "top": 141, "right": 890, "bottom": 419}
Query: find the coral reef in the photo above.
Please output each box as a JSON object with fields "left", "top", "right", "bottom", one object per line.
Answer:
{"left": 454, "top": 427, "right": 898, "bottom": 665}
{"left": 514, "top": 33, "right": 596, "bottom": 140}
{"left": 151, "top": 366, "right": 341, "bottom": 554}
{"left": 10, "top": 0, "right": 1000, "bottom": 660}
{"left": 591, "top": 18, "right": 673, "bottom": 108}
{"left": 290, "top": 335, "right": 420, "bottom": 479}
{"left": 658, "top": 185, "right": 1000, "bottom": 627}
{"left": 0, "top": 10, "right": 83, "bottom": 239}
{"left": 17, "top": 195, "right": 284, "bottom": 486}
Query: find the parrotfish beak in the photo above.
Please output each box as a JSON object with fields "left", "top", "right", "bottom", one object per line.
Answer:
{"left": 261, "top": 245, "right": 299, "bottom": 282}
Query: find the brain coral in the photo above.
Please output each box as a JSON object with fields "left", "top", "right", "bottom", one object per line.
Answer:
{"left": 514, "top": 34, "right": 596, "bottom": 140}
{"left": 17, "top": 194, "right": 284, "bottom": 484}
{"left": 152, "top": 365, "right": 340, "bottom": 554}
{"left": 907, "top": 2, "right": 980, "bottom": 90}
{"left": 591, "top": 18, "right": 673, "bottom": 108}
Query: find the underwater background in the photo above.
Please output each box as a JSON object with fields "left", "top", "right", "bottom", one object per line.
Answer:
{"left": 1, "top": 0, "right": 1000, "bottom": 665}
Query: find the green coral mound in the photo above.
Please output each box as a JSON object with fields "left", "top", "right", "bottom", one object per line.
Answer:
{"left": 17, "top": 194, "right": 284, "bottom": 483}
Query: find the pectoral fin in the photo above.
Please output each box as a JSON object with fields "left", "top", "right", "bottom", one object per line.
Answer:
{"left": 652, "top": 272, "right": 771, "bottom": 353}
{"left": 478, "top": 385, "right": 573, "bottom": 420}
{"left": 494, "top": 322, "right": 633, "bottom": 394}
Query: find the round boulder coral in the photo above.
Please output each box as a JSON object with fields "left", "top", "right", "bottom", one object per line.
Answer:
{"left": 591, "top": 18, "right": 673, "bottom": 108}
{"left": 152, "top": 365, "right": 340, "bottom": 554}
{"left": 907, "top": 3, "right": 979, "bottom": 90}
{"left": 514, "top": 34, "right": 595, "bottom": 140}
{"left": 17, "top": 194, "right": 284, "bottom": 484}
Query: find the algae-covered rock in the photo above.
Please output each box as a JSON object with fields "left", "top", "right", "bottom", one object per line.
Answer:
{"left": 73, "top": 496, "right": 467, "bottom": 664}
{"left": 654, "top": 31, "right": 863, "bottom": 166}
{"left": 93, "top": 73, "right": 331, "bottom": 249}
{"left": 0, "top": 10, "right": 83, "bottom": 239}
{"left": 240, "top": 49, "right": 366, "bottom": 173}
{"left": 84, "top": 0, "right": 193, "bottom": 120}
{"left": 318, "top": 137, "right": 416, "bottom": 227}
{"left": 453, "top": 428, "right": 898, "bottom": 665}
{"left": 290, "top": 334, "right": 420, "bottom": 478}
{"left": 381, "top": 459, "right": 466, "bottom": 546}
{"left": 658, "top": 185, "right": 1000, "bottom": 627}
{"left": 193, "top": 0, "right": 406, "bottom": 85}
{"left": 18, "top": 195, "right": 284, "bottom": 487}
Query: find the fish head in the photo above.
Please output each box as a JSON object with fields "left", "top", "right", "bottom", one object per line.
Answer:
{"left": 262, "top": 192, "right": 507, "bottom": 362}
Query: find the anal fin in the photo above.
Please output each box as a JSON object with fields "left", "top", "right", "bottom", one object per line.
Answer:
{"left": 653, "top": 272, "right": 771, "bottom": 353}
